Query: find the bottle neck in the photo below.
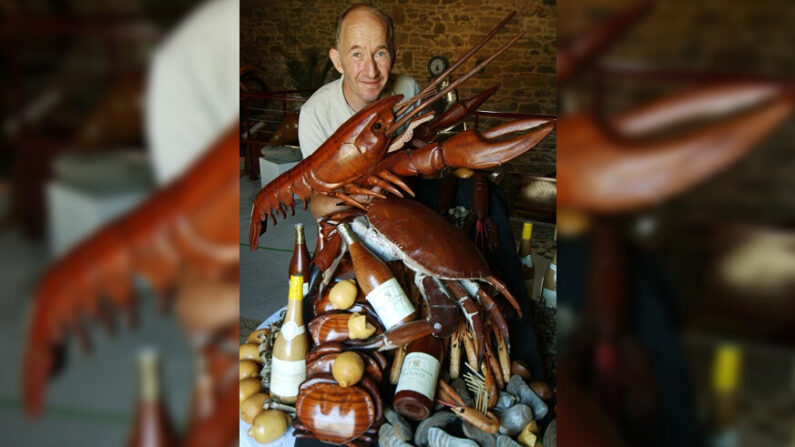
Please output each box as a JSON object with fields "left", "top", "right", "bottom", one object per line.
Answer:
{"left": 137, "top": 350, "right": 161, "bottom": 403}
{"left": 285, "top": 275, "right": 304, "bottom": 326}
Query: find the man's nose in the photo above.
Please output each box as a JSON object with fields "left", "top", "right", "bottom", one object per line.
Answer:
{"left": 364, "top": 56, "right": 379, "bottom": 78}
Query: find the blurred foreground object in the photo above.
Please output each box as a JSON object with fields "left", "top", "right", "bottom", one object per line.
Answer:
{"left": 558, "top": 83, "right": 792, "bottom": 213}
{"left": 23, "top": 124, "right": 238, "bottom": 415}
{"left": 127, "top": 348, "right": 178, "bottom": 447}
{"left": 22, "top": 0, "right": 240, "bottom": 446}
{"left": 556, "top": 2, "right": 795, "bottom": 445}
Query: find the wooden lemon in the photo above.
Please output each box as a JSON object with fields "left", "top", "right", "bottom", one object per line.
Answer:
{"left": 240, "top": 359, "right": 260, "bottom": 380}
{"left": 248, "top": 409, "right": 290, "bottom": 444}
{"left": 239, "top": 343, "right": 262, "bottom": 364}
{"left": 240, "top": 378, "right": 263, "bottom": 404}
{"left": 240, "top": 392, "right": 268, "bottom": 424}
{"left": 329, "top": 279, "right": 358, "bottom": 310}
{"left": 332, "top": 351, "right": 364, "bottom": 388}
{"left": 347, "top": 312, "right": 376, "bottom": 339}
{"left": 246, "top": 328, "right": 270, "bottom": 344}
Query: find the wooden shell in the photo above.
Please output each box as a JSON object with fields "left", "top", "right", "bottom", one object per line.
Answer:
{"left": 296, "top": 375, "right": 376, "bottom": 444}
{"left": 366, "top": 197, "right": 490, "bottom": 279}
{"left": 308, "top": 312, "right": 383, "bottom": 345}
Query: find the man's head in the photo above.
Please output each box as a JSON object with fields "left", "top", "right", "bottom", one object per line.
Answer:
{"left": 329, "top": 4, "right": 396, "bottom": 112}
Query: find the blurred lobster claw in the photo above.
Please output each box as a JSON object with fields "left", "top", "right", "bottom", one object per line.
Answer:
{"left": 558, "top": 82, "right": 793, "bottom": 212}
{"left": 23, "top": 125, "right": 239, "bottom": 417}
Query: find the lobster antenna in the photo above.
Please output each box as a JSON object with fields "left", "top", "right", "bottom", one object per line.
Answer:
{"left": 388, "top": 31, "right": 524, "bottom": 135}
{"left": 395, "top": 10, "right": 517, "bottom": 115}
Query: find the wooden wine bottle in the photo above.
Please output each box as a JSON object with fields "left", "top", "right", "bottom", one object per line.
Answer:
{"left": 337, "top": 223, "right": 416, "bottom": 329}
{"left": 519, "top": 221, "right": 536, "bottom": 301}
{"left": 270, "top": 274, "right": 309, "bottom": 404}
{"left": 393, "top": 334, "right": 444, "bottom": 420}
{"left": 126, "top": 348, "right": 178, "bottom": 447}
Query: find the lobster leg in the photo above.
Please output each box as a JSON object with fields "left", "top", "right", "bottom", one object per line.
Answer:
{"left": 472, "top": 286, "right": 511, "bottom": 353}
{"left": 444, "top": 280, "right": 485, "bottom": 367}
{"left": 416, "top": 275, "right": 461, "bottom": 338}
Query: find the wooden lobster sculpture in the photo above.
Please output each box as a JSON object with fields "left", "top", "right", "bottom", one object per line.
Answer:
{"left": 22, "top": 125, "right": 240, "bottom": 446}
{"left": 248, "top": 11, "right": 554, "bottom": 245}
{"left": 248, "top": 10, "right": 553, "bottom": 360}
{"left": 246, "top": 12, "right": 555, "bottom": 445}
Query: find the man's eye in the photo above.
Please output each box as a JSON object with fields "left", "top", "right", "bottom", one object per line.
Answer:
{"left": 352, "top": 52, "right": 361, "bottom": 58}
{"left": 377, "top": 51, "right": 386, "bottom": 58}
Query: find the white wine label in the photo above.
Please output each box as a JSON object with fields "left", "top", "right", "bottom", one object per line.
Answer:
{"left": 395, "top": 352, "right": 440, "bottom": 400}
{"left": 280, "top": 321, "right": 305, "bottom": 340}
{"left": 542, "top": 288, "right": 556, "bottom": 308}
{"left": 366, "top": 278, "right": 414, "bottom": 329}
{"left": 521, "top": 254, "right": 534, "bottom": 268}
{"left": 270, "top": 356, "right": 306, "bottom": 398}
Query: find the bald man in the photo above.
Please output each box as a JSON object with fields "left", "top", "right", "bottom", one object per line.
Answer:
{"left": 298, "top": 4, "right": 419, "bottom": 218}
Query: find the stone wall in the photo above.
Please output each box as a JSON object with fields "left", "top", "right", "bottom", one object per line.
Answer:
{"left": 241, "top": 0, "right": 557, "bottom": 175}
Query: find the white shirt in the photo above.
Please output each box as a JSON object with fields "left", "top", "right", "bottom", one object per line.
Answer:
{"left": 298, "top": 74, "right": 419, "bottom": 159}
{"left": 146, "top": 0, "right": 239, "bottom": 185}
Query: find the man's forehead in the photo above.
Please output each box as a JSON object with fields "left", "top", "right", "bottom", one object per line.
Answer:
{"left": 340, "top": 9, "right": 388, "bottom": 48}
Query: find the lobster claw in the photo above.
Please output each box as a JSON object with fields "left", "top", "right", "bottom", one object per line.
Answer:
{"left": 381, "top": 118, "right": 555, "bottom": 177}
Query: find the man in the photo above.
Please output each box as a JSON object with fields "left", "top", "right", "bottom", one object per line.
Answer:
{"left": 298, "top": 3, "right": 419, "bottom": 218}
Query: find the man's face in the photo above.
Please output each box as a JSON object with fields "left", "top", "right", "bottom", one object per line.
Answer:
{"left": 330, "top": 9, "right": 393, "bottom": 112}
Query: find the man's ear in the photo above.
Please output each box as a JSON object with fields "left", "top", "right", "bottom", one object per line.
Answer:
{"left": 330, "top": 48, "right": 344, "bottom": 74}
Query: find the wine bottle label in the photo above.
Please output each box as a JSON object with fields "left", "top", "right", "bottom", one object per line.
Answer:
{"left": 395, "top": 352, "right": 440, "bottom": 400}
{"left": 280, "top": 321, "right": 305, "bottom": 340}
{"left": 542, "top": 288, "right": 556, "bottom": 308}
{"left": 521, "top": 254, "right": 534, "bottom": 268}
{"left": 286, "top": 279, "right": 310, "bottom": 297}
{"left": 270, "top": 357, "right": 306, "bottom": 398}
{"left": 366, "top": 278, "right": 414, "bottom": 329}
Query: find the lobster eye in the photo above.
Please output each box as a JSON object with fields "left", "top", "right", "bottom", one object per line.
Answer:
{"left": 372, "top": 122, "right": 382, "bottom": 130}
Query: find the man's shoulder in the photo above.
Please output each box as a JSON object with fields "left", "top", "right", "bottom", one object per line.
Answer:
{"left": 388, "top": 74, "right": 420, "bottom": 98}
{"left": 302, "top": 77, "right": 343, "bottom": 110}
